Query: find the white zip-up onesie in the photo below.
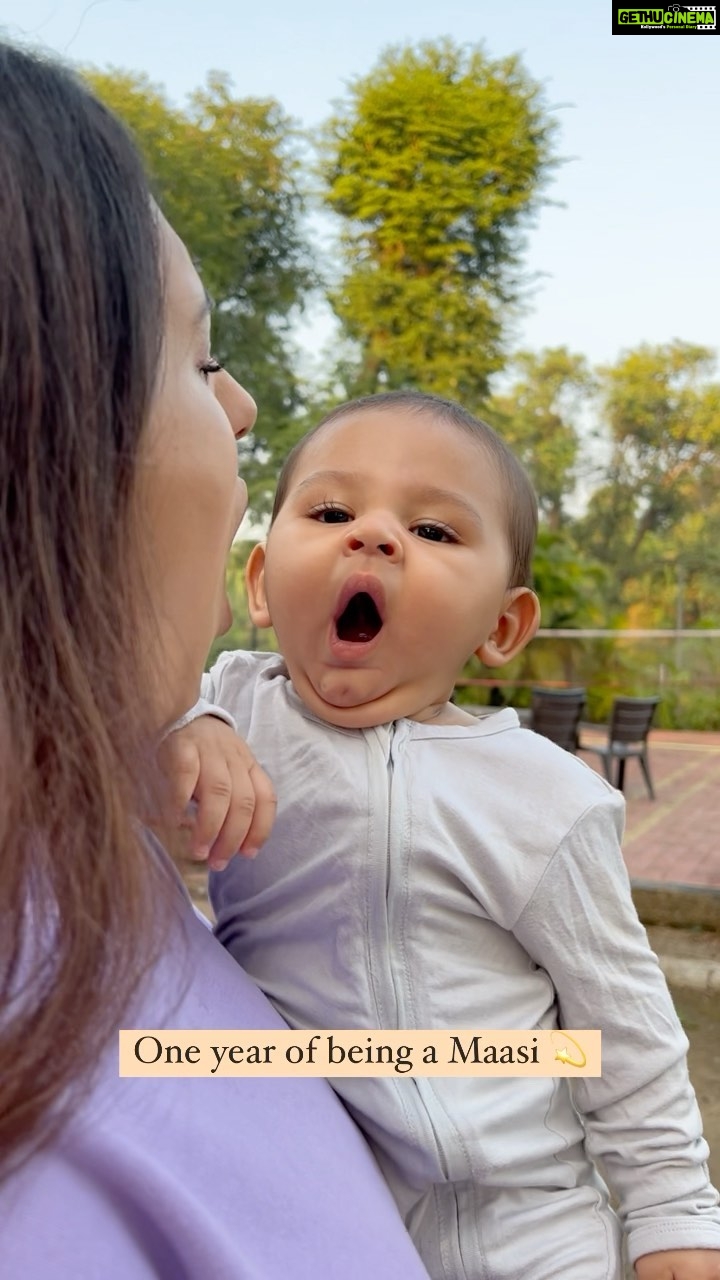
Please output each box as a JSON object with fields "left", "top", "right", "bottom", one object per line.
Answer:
{"left": 206, "top": 652, "right": 720, "bottom": 1280}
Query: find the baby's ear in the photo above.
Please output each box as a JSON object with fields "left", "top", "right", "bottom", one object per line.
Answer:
{"left": 245, "top": 543, "right": 272, "bottom": 629}
{"left": 476, "top": 588, "right": 540, "bottom": 669}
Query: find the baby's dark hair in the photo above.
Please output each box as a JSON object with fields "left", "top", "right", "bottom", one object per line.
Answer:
{"left": 271, "top": 391, "right": 538, "bottom": 588}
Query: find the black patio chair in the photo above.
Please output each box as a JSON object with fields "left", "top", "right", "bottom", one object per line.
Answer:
{"left": 579, "top": 696, "right": 660, "bottom": 799}
{"left": 529, "top": 687, "right": 586, "bottom": 754}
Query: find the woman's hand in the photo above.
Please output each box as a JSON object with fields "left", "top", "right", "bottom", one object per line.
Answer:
{"left": 635, "top": 1250, "right": 720, "bottom": 1280}
{"left": 158, "top": 716, "right": 276, "bottom": 869}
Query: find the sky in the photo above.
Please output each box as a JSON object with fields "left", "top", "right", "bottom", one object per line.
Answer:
{"left": 1, "top": 0, "right": 718, "bottom": 373}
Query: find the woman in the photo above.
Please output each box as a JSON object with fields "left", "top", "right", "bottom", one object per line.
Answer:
{"left": 0, "top": 43, "right": 429, "bottom": 1279}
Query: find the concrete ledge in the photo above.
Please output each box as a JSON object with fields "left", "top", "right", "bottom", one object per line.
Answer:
{"left": 631, "top": 880, "right": 720, "bottom": 932}
{"left": 659, "top": 955, "right": 720, "bottom": 994}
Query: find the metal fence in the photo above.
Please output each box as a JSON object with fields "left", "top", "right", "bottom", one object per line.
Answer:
{"left": 455, "top": 630, "right": 720, "bottom": 731}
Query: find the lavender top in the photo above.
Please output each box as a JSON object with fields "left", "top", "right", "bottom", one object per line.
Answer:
{"left": 0, "top": 858, "right": 428, "bottom": 1279}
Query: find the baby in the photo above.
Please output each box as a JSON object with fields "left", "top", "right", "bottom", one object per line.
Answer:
{"left": 172, "top": 391, "right": 720, "bottom": 1280}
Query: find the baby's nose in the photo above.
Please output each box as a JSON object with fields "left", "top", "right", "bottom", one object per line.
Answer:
{"left": 347, "top": 535, "right": 396, "bottom": 556}
{"left": 343, "top": 519, "right": 402, "bottom": 560}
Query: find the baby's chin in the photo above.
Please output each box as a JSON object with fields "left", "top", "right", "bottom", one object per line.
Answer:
{"left": 312, "top": 675, "right": 394, "bottom": 727}
{"left": 300, "top": 668, "right": 408, "bottom": 730}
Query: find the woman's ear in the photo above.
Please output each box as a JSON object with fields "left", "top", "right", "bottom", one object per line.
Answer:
{"left": 476, "top": 588, "right": 540, "bottom": 669}
{"left": 245, "top": 543, "right": 272, "bottom": 629}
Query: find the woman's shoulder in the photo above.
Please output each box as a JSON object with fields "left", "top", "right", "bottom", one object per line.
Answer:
{"left": 0, "top": 895, "right": 428, "bottom": 1280}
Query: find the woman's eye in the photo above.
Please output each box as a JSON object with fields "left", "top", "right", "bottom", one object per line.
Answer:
{"left": 413, "top": 523, "right": 456, "bottom": 543}
{"left": 199, "top": 357, "right": 223, "bottom": 382}
{"left": 309, "top": 503, "right": 352, "bottom": 524}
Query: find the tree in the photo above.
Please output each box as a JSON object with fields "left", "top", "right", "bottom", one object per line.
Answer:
{"left": 484, "top": 348, "right": 595, "bottom": 529}
{"left": 320, "top": 39, "right": 560, "bottom": 403}
{"left": 530, "top": 529, "right": 609, "bottom": 628}
{"left": 580, "top": 341, "right": 720, "bottom": 621}
{"left": 85, "top": 69, "right": 314, "bottom": 514}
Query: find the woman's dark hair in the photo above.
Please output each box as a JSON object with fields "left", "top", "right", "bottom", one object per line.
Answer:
{"left": 0, "top": 43, "right": 166, "bottom": 1171}
{"left": 272, "top": 391, "right": 539, "bottom": 588}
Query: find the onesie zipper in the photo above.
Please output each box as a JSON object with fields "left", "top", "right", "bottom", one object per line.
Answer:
{"left": 363, "top": 722, "right": 403, "bottom": 1030}
{"left": 365, "top": 722, "right": 454, "bottom": 1191}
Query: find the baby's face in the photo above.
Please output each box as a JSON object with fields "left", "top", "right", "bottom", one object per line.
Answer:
{"left": 253, "top": 408, "right": 521, "bottom": 728}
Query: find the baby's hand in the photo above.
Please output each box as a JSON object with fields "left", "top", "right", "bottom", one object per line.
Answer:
{"left": 158, "top": 716, "right": 276, "bottom": 870}
{"left": 635, "top": 1249, "right": 720, "bottom": 1279}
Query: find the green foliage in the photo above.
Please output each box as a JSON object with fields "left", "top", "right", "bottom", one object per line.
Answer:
{"left": 85, "top": 68, "right": 314, "bottom": 517}
{"left": 531, "top": 529, "right": 609, "bottom": 627}
{"left": 485, "top": 348, "right": 596, "bottom": 528}
{"left": 320, "top": 39, "right": 560, "bottom": 402}
{"left": 579, "top": 341, "right": 720, "bottom": 624}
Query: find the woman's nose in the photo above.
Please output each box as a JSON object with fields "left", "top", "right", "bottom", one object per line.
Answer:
{"left": 216, "top": 370, "right": 257, "bottom": 440}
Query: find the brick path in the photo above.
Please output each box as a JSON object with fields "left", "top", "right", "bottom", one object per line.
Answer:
{"left": 578, "top": 729, "right": 720, "bottom": 888}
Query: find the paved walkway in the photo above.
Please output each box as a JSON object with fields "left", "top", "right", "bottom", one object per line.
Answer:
{"left": 578, "top": 729, "right": 720, "bottom": 888}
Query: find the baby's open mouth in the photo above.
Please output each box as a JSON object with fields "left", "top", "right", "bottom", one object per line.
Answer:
{"left": 335, "top": 592, "right": 383, "bottom": 644}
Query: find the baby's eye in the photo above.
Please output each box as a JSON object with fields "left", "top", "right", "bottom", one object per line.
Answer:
{"left": 309, "top": 502, "right": 352, "bottom": 524}
{"left": 412, "top": 522, "right": 457, "bottom": 543}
